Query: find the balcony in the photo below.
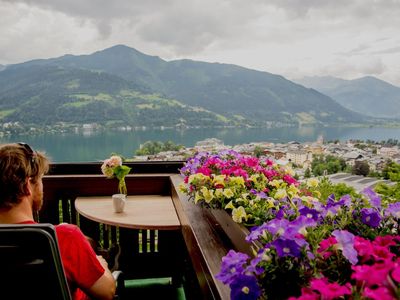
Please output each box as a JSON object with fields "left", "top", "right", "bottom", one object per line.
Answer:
{"left": 41, "top": 161, "right": 233, "bottom": 299}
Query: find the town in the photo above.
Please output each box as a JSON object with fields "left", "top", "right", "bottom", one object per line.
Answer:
{"left": 132, "top": 136, "right": 400, "bottom": 191}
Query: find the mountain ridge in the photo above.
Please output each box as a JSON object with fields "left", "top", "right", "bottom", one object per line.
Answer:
{"left": 294, "top": 75, "right": 400, "bottom": 118}
{"left": 0, "top": 45, "right": 370, "bottom": 128}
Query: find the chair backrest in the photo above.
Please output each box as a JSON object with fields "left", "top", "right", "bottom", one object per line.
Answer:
{"left": 0, "top": 223, "right": 72, "bottom": 300}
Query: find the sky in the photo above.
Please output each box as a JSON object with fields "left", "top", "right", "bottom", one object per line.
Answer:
{"left": 1, "top": 0, "right": 399, "bottom": 86}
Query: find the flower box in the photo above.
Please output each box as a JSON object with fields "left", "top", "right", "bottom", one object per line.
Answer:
{"left": 209, "top": 208, "right": 260, "bottom": 257}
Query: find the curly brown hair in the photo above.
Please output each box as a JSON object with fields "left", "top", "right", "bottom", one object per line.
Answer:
{"left": 0, "top": 143, "right": 49, "bottom": 209}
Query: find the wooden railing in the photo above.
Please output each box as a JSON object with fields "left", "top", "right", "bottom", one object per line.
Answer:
{"left": 41, "top": 163, "right": 233, "bottom": 300}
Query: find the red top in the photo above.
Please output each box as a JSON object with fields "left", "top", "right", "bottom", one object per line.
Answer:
{"left": 19, "top": 221, "right": 105, "bottom": 300}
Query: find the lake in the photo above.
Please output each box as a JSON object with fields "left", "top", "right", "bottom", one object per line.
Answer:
{"left": 1, "top": 126, "right": 399, "bottom": 162}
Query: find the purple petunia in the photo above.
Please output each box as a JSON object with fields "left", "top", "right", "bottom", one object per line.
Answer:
{"left": 271, "top": 238, "right": 302, "bottom": 258}
{"left": 250, "top": 189, "right": 267, "bottom": 199}
{"left": 299, "top": 207, "right": 320, "bottom": 221}
{"left": 360, "top": 208, "right": 381, "bottom": 228}
{"left": 229, "top": 274, "right": 261, "bottom": 300}
{"left": 246, "top": 223, "right": 270, "bottom": 242}
{"left": 332, "top": 230, "right": 358, "bottom": 265}
{"left": 362, "top": 187, "right": 382, "bottom": 209}
{"left": 265, "top": 218, "right": 291, "bottom": 237}
{"left": 285, "top": 216, "right": 317, "bottom": 238}
{"left": 216, "top": 250, "right": 249, "bottom": 284}
{"left": 385, "top": 202, "right": 400, "bottom": 218}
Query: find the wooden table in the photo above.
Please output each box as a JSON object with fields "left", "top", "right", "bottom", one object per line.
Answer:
{"left": 75, "top": 195, "right": 181, "bottom": 230}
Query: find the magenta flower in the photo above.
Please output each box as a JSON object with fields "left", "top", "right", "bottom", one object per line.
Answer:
{"left": 371, "top": 245, "right": 395, "bottom": 262}
{"left": 288, "top": 287, "right": 319, "bottom": 300}
{"left": 332, "top": 230, "right": 358, "bottom": 265}
{"left": 318, "top": 236, "right": 337, "bottom": 259}
{"left": 374, "top": 235, "right": 398, "bottom": 248}
{"left": 309, "top": 277, "right": 351, "bottom": 300}
{"left": 283, "top": 174, "right": 298, "bottom": 185}
{"left": 243, "top": 157, "right": 259, "bottom": 168}
{"left": 196, "top": 166, "right": 212, "bottom": 176}
{"left": 354, "top": 236, "right": 374, "bottom": 261}
{"left": 391, "top": 262, "right": 400, "bottom": 283}
{"left": 352, "top": 261, "right": 394, "bottom": 287}
{"left": 363, "top": 286, "right": 395, "bottom": 300}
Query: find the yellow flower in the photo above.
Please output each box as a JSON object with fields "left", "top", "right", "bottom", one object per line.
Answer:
{"left": 266, "top": 198, "right": 276, "bottom": 209}
{"left": 231, "top": 206, "right": 247, "bottom": 223}
{"left": 215, "top": 188, "right": 224, "bottom": 198}
{"left": 274, "top": 188, "right": 287, "bottom": 199}
{"left": 249, "top": 174, "right": 259, "bottom": 182}
{"left": 194, "top": 191, "right": 202, "bottom": 204}
{"left": 223, "top": 188, "right": 234, "bottom": 199}
{"left": 178, "top": 183, "right": 188, "bottom": 194}
{"left": 270, "top": 179, "right": 283, "bottom": 188}
{"left": 314, "top": 190, "right": 321, "bottom": 199}
{"left": 212, "top": 174, "right": 226, "bottom": 187}
{"left": 307, "top": 178, "right": 319, "bottom": 188}
{"left": 201, "top": 186, "right": 214, "bottom": 203}
{"left": 229, "top": 176, "right": 245, "bottom": 187}
{"left": 189, "top": 173, "right": 210, "bottom": 185}
{"left": 225, "top": 200, "right": 235, "bottom": 210}
{"left": 287, "top": 185, "right": 299, "bottom": 198}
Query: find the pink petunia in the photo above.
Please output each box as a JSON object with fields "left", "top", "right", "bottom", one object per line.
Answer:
{"left": 391, "top": 262, "right": 400, "bottom": 283}
{"left": 363, "top": 286, "right": 396, "bottom": 300}
{"left": 354, "top": 236, "right": 374, "bottom": 261}
{"left": 283, "top": 174, "right": 298, "bottom": 185}
{"left": 352, "top": 261, "right": 394, "bottom": 287}
{"left": 374, "top": 235, "right": 398, "bottom": 248}
{"left": 196, "top": 166, "right": 212, "bottom": 176}
{"left": 310, "top": 278, "right": 351, "bottom": 300}
{"left": 243, "top": 157, "right": 259, "bottom": 168}
{"left": 371, "top": 245, "right": 395, "bottom": 262}
{"left": 318, "top": 237, "right": 337, "bottom": 259}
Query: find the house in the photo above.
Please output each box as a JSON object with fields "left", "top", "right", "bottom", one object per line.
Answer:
{"left": 342, "top": 151, "right": 364, "bottom": 166}
{"left": 286, "top": 150, "right": 313, "bottom": 167}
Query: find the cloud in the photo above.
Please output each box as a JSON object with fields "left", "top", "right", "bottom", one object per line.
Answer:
{"left": 0, "top": 0, "right": 399, "bottom": 85}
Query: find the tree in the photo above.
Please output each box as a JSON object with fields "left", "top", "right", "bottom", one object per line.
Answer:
{"left": 304, "top": 168, "right": 311, "bottom": 178}
{"left": 352, "top": 160, "right": 370, "bottom": 176}
{"left": 253, "top": 146, "right": 264, "bottom": 158}
{"left": 382, "top": 161, "right": 400, "bottom": 182}
{"left": 311, "top": 154, "right": 349, "bottom": 176}
{"left": 135, "top": 140, "right": 184, "bottom": 155}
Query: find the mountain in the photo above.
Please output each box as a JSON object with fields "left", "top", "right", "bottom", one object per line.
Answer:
{"left": 295, "top": 76, "right": 400, "bottom": 119}
{"left": 0, "top": 64, "right": 232, "bottom": 127}
{"left": 1, "top": 45, "right": 365, "bottom": 127}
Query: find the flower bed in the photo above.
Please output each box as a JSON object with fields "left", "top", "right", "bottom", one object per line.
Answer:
{"left": 180, "top": 151, "right": 400, "bottom": 299}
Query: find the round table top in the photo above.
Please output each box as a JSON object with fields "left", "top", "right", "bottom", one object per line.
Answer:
{"left": 75, "top": 195, "right": 181, "bottom": 230}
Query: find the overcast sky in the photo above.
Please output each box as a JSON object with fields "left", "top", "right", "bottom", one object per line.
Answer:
{"left": 1, "top": 0, "right": 399, "bottom": 86}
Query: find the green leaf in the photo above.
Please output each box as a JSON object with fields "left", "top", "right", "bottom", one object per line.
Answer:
{"left": 113, "top": 165, "right": 131, "bottom": 181}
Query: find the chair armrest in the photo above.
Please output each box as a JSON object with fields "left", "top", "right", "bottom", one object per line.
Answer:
{"left": 112, "top": 271, "right": 125, "bottom": 300}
